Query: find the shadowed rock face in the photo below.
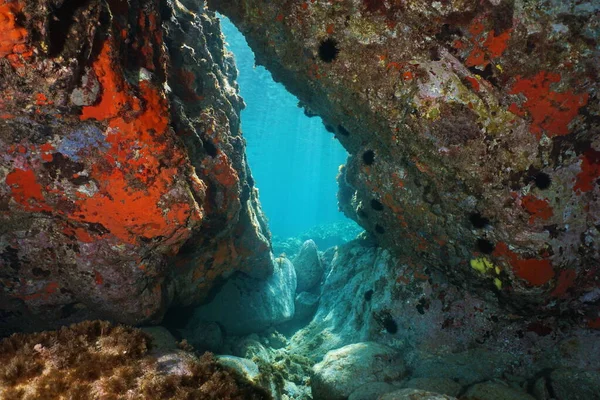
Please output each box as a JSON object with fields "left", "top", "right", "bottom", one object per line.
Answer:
{"left": 0, "top": 0, "right": 271, "bottom": 335}
{"left": 209, "top": 0, "right": 599, "bottom": 318}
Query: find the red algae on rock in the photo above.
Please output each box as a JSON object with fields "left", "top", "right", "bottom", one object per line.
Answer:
{"left": 509, "top": 72, "right": 589, "bottom": 138}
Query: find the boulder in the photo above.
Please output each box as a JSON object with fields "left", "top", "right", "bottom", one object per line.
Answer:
{"left": 349, "top": 382, "right": 397, "bottom": 400}
{"left": 311, "top": 342, "right": 406, "bottom": 400}
{"left": 294, "top": 291, "right": 320, "bottom": 321}
{"left": 379, "top": 389, "right": 457, "bottom": 400}
{"left": 216, "top": 355, "right": 261, "bottom": 382}
{"left": 549, "top": 369, "right": 600, "bottom": 400}
{"left": 140, "top": 326, "right": 178, "bottom": 351}
{"left": 0, "top": 0, "right": 272, "bottom": 335}
{"left": 293, "top": 240, "right": 324, "bottom": 292}
{"left": 462, "top": 381, "right": 536, "bottom": 400}
{"left": 212, "top": 0, "right": 600, "bottom": 317}
{"left": 190, "top": 256, "right": 297, "bottom": 336}
{"left": 403, "top": 378, "right": 462, "bottom": 397}
{"left": 180, "top": 320, "right": 224, "bottom": 353}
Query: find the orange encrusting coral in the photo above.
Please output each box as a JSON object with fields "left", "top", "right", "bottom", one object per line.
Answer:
{"left": 509, "top": 72, "right": 589, "bottom": 138}
{"left": 0, "top": 0, "right": 32, "bottom": 67}
{"left": 521, "top": 194, "right": 553, "bottom": 224}
{"left": 5, "top": 168, "right": 52, "bottom": 212}
{"left": 574, "top": 149, "right": 600, "bottom": 194}
{"left": 493, "top": 242, "right": 555, "bottom": 286}
{"left": 77, "top": 41, "right": 202, "bottom": 245}
{"left": 457, "top": 16, "right": 512, "bottom": 69}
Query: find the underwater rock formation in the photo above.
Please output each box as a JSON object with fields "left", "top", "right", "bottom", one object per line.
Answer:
{"left": 293, "top": 239, "right": 323, "bottom": 292}
{"left": 311, "top": 341, "right": 406, "bottom": 400}
{"left": 209, "top": 0, "right": 600, "bottom": 318}
{"left": 288, "top": 239, "right": 600, "bottom": 397}
{"left": 0, "top": 0, "right": 271, "bottom": 334}
{"left": 0, "top": 320, "right": 270, "bottom": 399}
{"left": 187, "top": 256, "right": 296, "bottom": 336}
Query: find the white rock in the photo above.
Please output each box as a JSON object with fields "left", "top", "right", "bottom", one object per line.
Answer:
{"left": 312, "top": 342, "right": 406, "bottom": 400}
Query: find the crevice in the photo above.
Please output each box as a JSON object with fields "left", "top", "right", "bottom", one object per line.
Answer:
{"left": 48, "top": 0, "right": 93, "bottom": 57}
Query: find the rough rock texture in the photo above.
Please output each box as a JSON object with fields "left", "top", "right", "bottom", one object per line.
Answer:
{"left": 293, "top": 239, "right": 324, "bottom": 292}
{"left": 311, "top": 341, "right": 406, "bottom": 400}
{"left": 209, "top": 0, "right": 600, "bottom": 319}
{"left": 548, "top": 369, "right": 600, "bottom": 400}
{"left": 187, "top": 256, "right": 296, "bottom": 336}
{"left": 462, "top": 381, "right": 535, "bottom": 400}
{"left": 379, "top": 389, "right": 457, "bottom": 400}
{"left": 348, "top": 382, "right": 397, "bottom": 400}
{"left": 0, "top": 0, "right": 271, "bottom": 335}
{"left": 402, "top": 378, "right": 461, "bottom": 398}
{"left": 290, "top": 240, "right": 600, "bottom": 390}
{"left": 294, "top": 291, "right": 320, "bottom": 321}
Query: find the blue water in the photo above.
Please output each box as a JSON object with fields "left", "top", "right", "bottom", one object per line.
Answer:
{"left": 220, "top": 17, "right": 351, "bottom": 239}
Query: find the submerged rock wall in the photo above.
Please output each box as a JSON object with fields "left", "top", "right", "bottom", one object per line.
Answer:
{"left": 210, "top": 0, "right": 599, "bottom": 318}
{"left": 0, "top": 0, "right": 271, "bottom": 335}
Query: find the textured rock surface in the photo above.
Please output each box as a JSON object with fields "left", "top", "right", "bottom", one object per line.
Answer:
{"left": 209, "top": 0, "right": 600, "bottom": 318}
{"left": 293, "top": 239, "right": 324, "bottom": 292}
{"left": 548, "top": 369, "right": 600, "bottom": 400}
{"left": 0, "top": 0, "right": 271, "bottom": 334}
{"left": 294, "top": 291, "right": 320, "bottom": 321}
{"left": 402, "top": 378, "right": 461, "bottom": 398}
{"left": 188, "top": 256, "right": 296, "bottom": 336}
{"left": 290, "top": 240, "right": 600, "bottom": 389}
{"left": 348, "top": 382, "right": 397, "bottom": 400}
{"left": 462, "top": 381, "right": 535, "bottom": 400}
{"left": 311, "top": 341, "right": 406, "bottom": 400}
{"left": 379, "top": 389, "right": 457, "bottom": 400}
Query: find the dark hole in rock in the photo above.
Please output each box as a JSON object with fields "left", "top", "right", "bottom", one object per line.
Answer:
{"left": 364, "top": 289, "right": 374, "bottom": 301}
{"left": 203, "top": 139, "right": 218, "bottom": 157}
{"left": 363, "top": 0, "right": 386, "bottom": 12}
{"left": 1, "top": 246, "right": 21, "bottom": 271}
{"left": 337, "top": 125, "right": 350, "bottom": 136}
{"left": 32, "top": 267, "right": 51, "bottom": 278}
{"left": 468, "top": 64, "right": 498, "bottom": 87}
{"left": 48, "top": 0, "right": 92, "bottom": 57}
{"left": 60, "top": 303, "right": 79, "bottom": 319}
{"left": 318, "top": 38, "right": 339, "bottom": 63}
{"left": 469, "top": 212, "right": 490, "bottom": 229}
{"left": 429, "top": 47, "right": 441, "bottom": 61}
{"left": 324, "top": 124, "right": 335, "bottom": 133}
{"left": 382, "top": 314, "right": 398, "bottom": 334}
{"left": 375, "top": 224, "right": 385, "bottom": 234}
{"left": 435, "top": 23, "right": 463, "bottom": 43}
{"left": 371, "top": 199, "right": 384, "bottom": 211}
{"left": 533, "top": 172, "right": 552, "bottom": 189}
{"left": 476, "top": 238, "right": 495, "bottom": 254}
{"left": 363, "top": 150, "right": 375, "bottom": 165}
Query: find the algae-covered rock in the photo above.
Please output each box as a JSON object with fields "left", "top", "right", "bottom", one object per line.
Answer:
{"left": 0, "top": 0, "right": 272, "bottom": 335}
{"left": 190, "top": 256, "right": 297, "bottom": 336}
{"left": 293, "top": 239, "right": 324, "bottom": 292}
{"left": 209, "top": 0, "right": 600, "bottom": 318}
{"left": 311, "top": 342, "right": 406, "bottom": 400}
{"left": 349, "top": 381, "right": 397, "bottom": 400}
{"left": 379, "top": 388, "right": 457, "bottom": 400}
{"left": 462, "top": 381, "right": 535, "bottom": 400}
{"left": 403, "top": 378, "right": 462, "bottom": 398}
{"left": 549, "top": 369, "right": 600, "bottom": 400}
{"left": 0, "top": 320, "right": 270, "bottom": 399}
